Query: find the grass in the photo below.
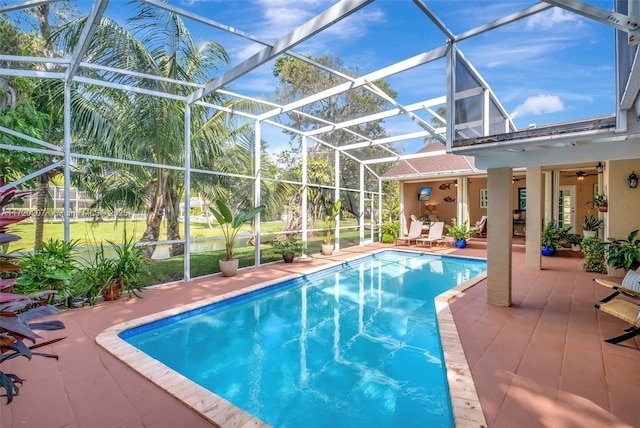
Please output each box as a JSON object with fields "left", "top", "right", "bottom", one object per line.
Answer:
{"left": 6, "top": 218, "right": 369, "bottom": 289}
{"left": 138, "top": 230, "right": 366, "bottom": 287}
{"left": 7, "top": 219, "right": 294, "bottom": 251}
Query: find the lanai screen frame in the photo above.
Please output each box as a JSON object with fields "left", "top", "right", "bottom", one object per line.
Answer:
{"left": 0, "top": 0, "right": 636, "bottom": 281}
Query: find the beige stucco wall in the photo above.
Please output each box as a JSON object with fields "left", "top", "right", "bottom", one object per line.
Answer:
{"left": 486, "top": 167, "right": 513, "bottom": 306}
{"left": 605, "top": 158, "right": 640, "bottom": 276}
{"left": 404, "top": 181, "right": 458, "bottom": 225}
{"left": 558, "top": 173, "right": 599, "bottom": 234}
{"left": 467, "top": 177, "right": 487, "bottom": 224}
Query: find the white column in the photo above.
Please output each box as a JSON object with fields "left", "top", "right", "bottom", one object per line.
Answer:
{"left": 487, "top": 167, "right": 513, "bottom": 307}
{"left": 183, "top": 103, "right": 192, "bottom": 281}
{"left": 526, "top": 166, "right": 542, "bottom": 270}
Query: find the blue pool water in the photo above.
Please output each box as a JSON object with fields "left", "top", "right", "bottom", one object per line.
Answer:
{"left": 122, "top": 251, "right": 486, "bottom": 427}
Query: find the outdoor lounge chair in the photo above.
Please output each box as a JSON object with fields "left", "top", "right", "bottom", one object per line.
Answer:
{"left": 594, "top": 298, "right": 640, "bottom": 344}
{"left": 395, "top": 220, "right": 423, "bottom": 246}
{"left": 416, "top": 221, "right": 445, "bottom": 248}
{"left": 469, "top": 216, "right": 487, "bottom": 238}
{"left": 594, "top": 268, "right": 640, "bottom": 303}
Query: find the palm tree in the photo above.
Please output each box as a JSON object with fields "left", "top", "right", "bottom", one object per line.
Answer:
{"left": 52, "top": 4, "right": 242, "bottom": 257}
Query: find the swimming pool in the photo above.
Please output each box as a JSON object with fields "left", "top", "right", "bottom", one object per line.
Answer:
{"left": 111, "top": 250, "right": 486, "bottom": 427}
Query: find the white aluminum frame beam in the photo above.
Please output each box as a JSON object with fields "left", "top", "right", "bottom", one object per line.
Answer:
{"left": 454, "top": 3, "right": 553, "bottom": 42}
{"left": 186, "top": 0, "right": 373, "bottom": 104}
{"left": 306, "top": 96, "right": 446, "bottom": 137}
{"left": 0, "top": 0, "right": 58, "bottom": 13}
{"left": 258, "top": 45, "right": 449, "bottom": 121}
{"left": 543, "top": 0, "right": 639, "bottom": 34}
{"left": 65, "top": 0, "right": 109, "bottom": 83}
{"left": 620, "top": 48, "right": 640, "bottom": 109}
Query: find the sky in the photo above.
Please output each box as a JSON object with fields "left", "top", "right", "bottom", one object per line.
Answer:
{"left": 5, "top": 0, "right": 619, "bottom": 157}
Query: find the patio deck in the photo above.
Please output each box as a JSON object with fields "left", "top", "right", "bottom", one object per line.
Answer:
{"left": 2, "top": 243, "right": 638, "bottom": 428}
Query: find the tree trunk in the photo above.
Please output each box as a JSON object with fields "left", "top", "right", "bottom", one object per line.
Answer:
{"left": 166, "top": 184, "right": 184, "bottom": 257}
{"left": 141, "top": 172, "right": 168, "bottom": 258}
{"left": 33, "top": 174, "right": 49, "bottom": 251}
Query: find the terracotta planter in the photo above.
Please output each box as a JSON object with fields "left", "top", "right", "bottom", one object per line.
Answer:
{"left": 321, "top": 243, "right": 334, "bottom": 256}
{"left": 219, "top": 259, "right": 239, "bottom": 277}
{"left": 102, "top": 282, "right": 121, "bottom": 301}
{"left": 596, "top": 204, "right": 608, "bottom": 212}
{"left": 282, "top": 252, "right": 295, "bottom": 263}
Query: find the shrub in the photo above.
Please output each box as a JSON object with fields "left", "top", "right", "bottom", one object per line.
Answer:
{"left": 381, "top": 221, "right": 399, "bottom": 244}
{"left": 581, "top": 236, "right": 607, "bottom": 273}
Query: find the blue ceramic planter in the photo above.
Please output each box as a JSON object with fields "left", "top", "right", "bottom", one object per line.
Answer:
{"left": 541, "top": 246, "right": 556, "bottom": 256}
{"left": 455, "top": 239, "right": 467, "bottom": 249}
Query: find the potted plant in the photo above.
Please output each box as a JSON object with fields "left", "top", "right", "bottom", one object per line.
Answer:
{"left": 209, "top": 199, "right": 265, "bottom": 276}
{"left": 445, "top": 219, "right": 473, "bottom": 249}
{"left": 588, "top": 193, "right": 608, "bottom": 212}
{"left": 541, "top": 222, "right": 570, "bottom": 256}
{"left": 581, "top": 214, "right": 603, "bottom": 237}
{"left": 271, "top": 234, "right": 303, "bottom": 263}
{"left": 321, "top": 200, "right": 341, "bottom": 256}
{"left": 107, "top": 231, "right": 147, "bottom": 300}
{"left": 76, "top": 244, "right": 117, "bottom": 304}
{"left": 604, "top": 229, "right": 640, "bottom": 272}
{"left": 581, "top": 236, "right": 607, "bottom": 273}
{"left": 566, "top": 233, "right": 583, "bottom": 252}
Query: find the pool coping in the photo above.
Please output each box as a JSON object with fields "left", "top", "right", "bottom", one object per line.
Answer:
{"left": 95, "top": 249, "right": 488, "bottom": 428}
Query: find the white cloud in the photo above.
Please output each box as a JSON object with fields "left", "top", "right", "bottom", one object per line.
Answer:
{"left": 511, "top": 94, "right": 564, "bottom": 118}
{"left": 526, "top": 8, "right": 581, "bottom": 30}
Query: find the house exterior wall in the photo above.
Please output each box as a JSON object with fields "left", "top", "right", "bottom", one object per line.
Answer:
{"left": 558, "top": 174, "right": 599, "bottom": 234}
{"left": 606, "top": 158, "right": 640, "bottom": 276}
{"left": 404, "top": 181, "right": 457, "bottom": 225}
{"left": 467, "top": 177, "right": 487, "bottom": 224}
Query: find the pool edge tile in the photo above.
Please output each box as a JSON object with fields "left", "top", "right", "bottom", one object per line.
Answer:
{"left": 96, "top": 251, "right": 487, "bottom": 428}
{"left": 436, "top": 271, "right": 488, "bottom": 428}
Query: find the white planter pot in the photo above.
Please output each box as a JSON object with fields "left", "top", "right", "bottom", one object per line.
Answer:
{"left": 219, "top": 259, "right": 239, "bottom": 277}
{"left": 571, "top": 244, "right": 581, "bottom": 252}
{"left": 321, "top": 243, "right": 334, "bottom": 256}
{"left": 583, "top": 231, "right": 597, "bottom": 238}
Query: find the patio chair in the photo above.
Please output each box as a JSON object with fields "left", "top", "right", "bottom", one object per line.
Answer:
{"left": 469, "top": 216, "right": 487, "bottom": 238}
{"left": 594, "top": 298, "right": 640, "bottom": 344}
{"left": 395, "top": 220, "right": 423, "bottom": 246}
{"left": 416, "top": 221, "right": 445, "bottom": 248}
{"left": 594, "top": 268, "right": 640, "bottom": 303}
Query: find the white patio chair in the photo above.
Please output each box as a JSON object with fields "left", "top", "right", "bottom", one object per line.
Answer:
{"left": 395, "top": 221, "right": 423, "bottom": 246}
{"left": 416, "top": 221, "right": 445, "bottom": 248}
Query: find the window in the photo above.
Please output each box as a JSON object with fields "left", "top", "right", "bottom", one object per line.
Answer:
{"left": 480, "top": 189, "right": 488, "bottom": 208}
{"left": 518, "top": 187, "right": 526, "bottom": 211}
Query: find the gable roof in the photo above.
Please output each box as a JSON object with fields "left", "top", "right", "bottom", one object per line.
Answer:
{"left": 382, "top": 142, "right": 479, "bottom": 180}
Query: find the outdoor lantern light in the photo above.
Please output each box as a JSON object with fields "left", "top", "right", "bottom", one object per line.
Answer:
{"left": 596, "top": 162, "right": 604, "bottom": 173}
{"left": 628, "top": 171, "right": 638, "bottom": 188}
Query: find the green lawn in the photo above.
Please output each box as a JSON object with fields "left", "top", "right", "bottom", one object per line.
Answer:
{"left": 6, "top": 219, "right": 369, "bottom": 290}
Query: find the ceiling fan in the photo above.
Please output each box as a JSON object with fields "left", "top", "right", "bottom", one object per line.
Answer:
{"left": 561, "top": 171, "right": 598, "bottom": 180}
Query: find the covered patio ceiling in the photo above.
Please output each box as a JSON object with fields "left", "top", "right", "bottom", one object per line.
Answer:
{"left": 1, "top": 0, "right": 639, "bottom": 181}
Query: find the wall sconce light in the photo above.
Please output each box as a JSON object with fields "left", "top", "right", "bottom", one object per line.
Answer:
{"left": 426, "top": 204, "right": 436, "bottom": 212}
{"left": 596, "top": 162, "right": 604, "bottom": 174}
{"left": 418, "top": 186, "right": 432, "bottom": 201}
{"left": 628, "top": 171, "right": 638, "bottom": 188}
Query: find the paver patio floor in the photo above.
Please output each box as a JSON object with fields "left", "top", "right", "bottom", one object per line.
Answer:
{"left": 2, "top": 243, "right": 638, "bottom": 427}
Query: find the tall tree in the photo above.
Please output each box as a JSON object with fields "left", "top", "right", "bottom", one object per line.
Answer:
{"left": 273, "top": 55, "right": 397, "bottom": 223}
{"left": 52, "top": 4, "right": 243, "bottom": 257}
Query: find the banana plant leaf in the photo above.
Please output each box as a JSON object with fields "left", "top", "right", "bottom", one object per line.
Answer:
{"left": 0, "top": 372, "right": 23, "bottom": 404}
{"left": 0, "top": 234, "right": 20, "bottom": 245}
